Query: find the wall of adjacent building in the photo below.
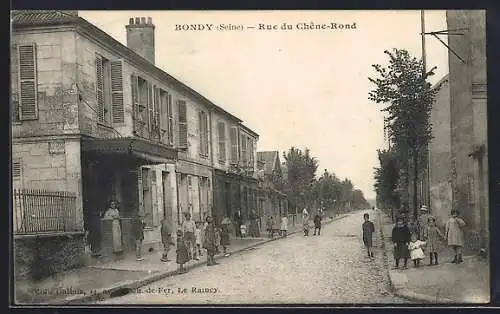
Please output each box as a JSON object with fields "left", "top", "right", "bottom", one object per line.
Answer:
{"left": 447, "top": 10, "right": 487, "bottom": 250}
{"left": 428, "top": 77, "right": 452, "bottom": 227}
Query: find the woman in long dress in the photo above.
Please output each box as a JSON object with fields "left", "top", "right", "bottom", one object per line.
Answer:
{"left": 103, "top": 200, "right": 122, "bottom": 252}
{"left": 249, "top": 210, "right": 260, "bottom": 237}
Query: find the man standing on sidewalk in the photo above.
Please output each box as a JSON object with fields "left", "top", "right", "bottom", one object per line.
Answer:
{"left": 234, "top": 209, "right": 243, "bottom": 238}
{"left": 182, "top": 212, "right": 198, "bottom": 260}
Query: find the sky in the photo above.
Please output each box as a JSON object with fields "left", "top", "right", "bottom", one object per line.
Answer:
{"left": 79, "top": 10, "right": 449, "bottom": 200}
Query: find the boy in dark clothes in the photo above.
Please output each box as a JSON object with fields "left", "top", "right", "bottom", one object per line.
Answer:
{"left": 161, "top": 218, "right": 174, "bottom": 262}
{"left": 391, "top": 217, "right": 411, "bottom": 269}
{"left": 176, "top": 229, "right": 189, "bottom": 273}
{"left": 132, "top": 212, "right": 146, "bottom": 261}
{"left": 362, "top": 213, "right": 375, "bottom": 258}
{"left": 313, "top": 213, "right": 322, "bottom": 235}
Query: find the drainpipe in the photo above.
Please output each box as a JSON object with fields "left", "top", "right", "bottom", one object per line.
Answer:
{"left": 208, "top": 109, "right": 215, "bottom": 218}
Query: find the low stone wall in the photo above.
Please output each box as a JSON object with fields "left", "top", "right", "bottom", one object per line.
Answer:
{"left": 14, "top": 233, "right": 86, "bottom": 281}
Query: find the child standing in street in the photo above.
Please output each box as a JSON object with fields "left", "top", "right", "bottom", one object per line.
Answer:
{"left": 160, "top": 218, "right": 174, "bottom": 262}
{"left": 195, "top": 221, "right": 203, "bottom": 258}
{"left": 408, "top": 234, "right": 426, "bottom": 268}
{"left": 362, "top": 213, "right": 375, "bottom": 258}
{"left": 391, "top": 217, "right": 411, "bottom": 269}
{"left": 267, "top": 216, "right": 274, "bottom": 238}
{"left": 133, "top": 212, "right": 146, "bottom": 261}
{"left": 423, "top": 216, "right": 445, "bottom": 265}
{"left": 220, "top": 216, "right": 232, "bottom": 256}
{"left": 203, "top": 216, "right": 219, "bottom": 266}
{"left": 176, "top": 229, "right": 189, "bottom": 274}
{"left": 280, "top": 215, "right": 288, "bottom": 237}
{"left": 215, "top": 226, "right": 221, "bottom": 254}
{"left": 445, "top": 210, "right": 466, "bottom": 264}
{"left": 313, "top": 212, "right": 322, "bottom": 236}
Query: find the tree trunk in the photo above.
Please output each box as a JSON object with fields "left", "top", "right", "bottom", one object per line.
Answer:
{"left": 413, "top": 152, "right": 419, "bottom": 220}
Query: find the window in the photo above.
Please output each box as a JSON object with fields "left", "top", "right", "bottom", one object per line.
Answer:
{"left": 199, "top": 111, "right": 209, "bottom": 158}
{"left": 240, "top": 134, "right": 247, "bottom": 164}
{"left": 218, "top": 122, "right": 226, "bottom": 162}
{"left": 17, "top": 44, "right": 38, "bottom": 121}
{"left": 247, "top": 136, "right": 254, "bottom": 167}
{"left": 12, "top": 159, "right": 22, "bottom": 179}
{"left": 178, "top": 100, "right": 188, "bottom": 148}
{"left": 95, "top": 54, "right": 123, "bottom": 124}
{"left": 229, "top": 126, "right": 238, "bottom": 164}
{"left": 167, "top": 94, "right": 174, "bottom": 145}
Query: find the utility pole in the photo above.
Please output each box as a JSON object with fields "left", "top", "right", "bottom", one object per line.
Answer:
{"left": 421, "top": 10, "right": 431, "bottom": 212}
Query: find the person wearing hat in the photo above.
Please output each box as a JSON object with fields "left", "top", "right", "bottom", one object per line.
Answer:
{"left": 417, "top": 205, "right": 431, "bottom": 240}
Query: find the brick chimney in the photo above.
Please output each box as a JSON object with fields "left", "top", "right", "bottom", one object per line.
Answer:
{"left": 126, "top": 17, "right": 155, "bottom": 64}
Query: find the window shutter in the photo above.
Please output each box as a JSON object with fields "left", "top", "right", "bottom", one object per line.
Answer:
{"left": 110, "top": 60, "right": 124, "bottom": 124}
{"left": 240, "top": 134, "right": 247, "bottom": 164}
{"left": 12, "top": 159, "right": 22, "bottom": 179}
{"left": 204, "top": 112, "right": 209, "bottom": 157}
{"left": 218, "top": 122, "right": 226, "bottom": 161}
{"left": 131, "top": 74, "right": 139, "bottom": 134}
{"left": 167, "top": 94, "right": 174, "bottom": 145}
{"left": 151, "top": 170, "right": 159, "bottom": 226}
{"left": 230, "top": 126, "right": 238, "bottom": 163}
{"left": 18, "top": 44, "right": 38, "bottom": 120}
{"left": 198, "top": 111, "right": 206, "bottom": 156}
{"left": 154, "top": 86, "right": 160, "bottom": 140}
{"left": 147, "top": 83, "right": 154, "bottom": 138}
{"left": 95, "top": 55, "right": 104, "bottom": 123}
{"left": 178, "top": 100, "right": 188, "bottom": 148}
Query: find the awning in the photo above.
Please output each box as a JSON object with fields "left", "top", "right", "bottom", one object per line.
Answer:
{"left": 81, "top": 137, "right": 178, "bottom": 164}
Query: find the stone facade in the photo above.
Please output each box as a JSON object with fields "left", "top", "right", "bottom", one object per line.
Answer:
{"left": 446, "top": 10, "right": 488, "bottom": 250}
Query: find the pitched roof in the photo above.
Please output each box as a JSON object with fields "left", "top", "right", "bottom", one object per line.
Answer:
{"left": 257, "top": 151, "right": 280, "bottom": 175}
{"left": 11, "top": 10, "right": 251, "bottom": 126}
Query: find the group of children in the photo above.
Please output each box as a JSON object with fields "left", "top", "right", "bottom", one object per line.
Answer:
{"left": 266, "top": 215, "right": 289, "bottom": 238}
{"left": 160, "top": 213, "right": 233, "bottom": 273}
{"left": 361, "top": 208, "right": 467, "bottom": 270}
{"left": 390, "top": 209, "right": 466, "bottom": 269}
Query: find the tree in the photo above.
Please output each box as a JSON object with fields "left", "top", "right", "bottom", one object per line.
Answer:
{"left": 373, "top": 148, "right": 400, "bottom": 219}
{"left": 368, "top": 48, "right": 441, "bottom": 219}
{"left": 282, "top": 147, "right": 318, "bottom": 211}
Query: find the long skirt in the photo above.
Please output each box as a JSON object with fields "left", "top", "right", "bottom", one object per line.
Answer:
{"left": 111, "top": 219, "right": 123, "bottom": 252}
{"left": 393, "top": 242, "right": 410, "bottom": 259}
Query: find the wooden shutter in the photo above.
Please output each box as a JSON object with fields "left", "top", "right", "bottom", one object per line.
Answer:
{"left": 240, "top": 134, "right": 247, "bottom": 164}
{"left": 167, "top": 94, "right": 174, "bottom": 145}
{"left": 218, "top": 122, "right": 226, "bottom": 161}
{"left": 160, "top": 90, "right": 168, "bottom": 143}
{"left": 230, "top": 126, "right": 238, "bottom": 163}
{"left": 203, "top": 112, "right": 209, "bottom": 157}
{"left": 110, "top": 61, "right": 124, "bottom": 123}
{"left": 198, "top": 111, "right": 205, "bottom": 156}
{"left": 178, "top": 100, "right": 188, "bottom": 148}
{"left": 95, "top": 54, "right": 104, "bottom": 122}
{"left": 151, "top": 170, "right": 159, "bottom": 226}
{"left": 248, "top": 137, "right": 254, "bottom": 167}
{"left": 147, "top": 83, "right": 154, "bottom": 138}
{"left": 131, "top": 74, "right": 139, "bottom": 134}
{"left": 18, "top": 44, "right": 38, "bottom": 120}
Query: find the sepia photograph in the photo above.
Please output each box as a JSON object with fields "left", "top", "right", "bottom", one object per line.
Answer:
{"left": 10, "top": 9, "right": 489, "bottom": 305}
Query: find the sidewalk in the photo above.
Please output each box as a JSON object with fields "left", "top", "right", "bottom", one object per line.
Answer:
{"left": 376, "top": 211, "right": 490, "bottom": 304}
{"left": 15, "top": 215, "right": 343, "bottom": 305}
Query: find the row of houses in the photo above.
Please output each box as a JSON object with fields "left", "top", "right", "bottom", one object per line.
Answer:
{"left": 408, "top": 10, "right": 488, "bottom": 252}
{"left": 11, "top": 10, "right": 288, "bottom": 279}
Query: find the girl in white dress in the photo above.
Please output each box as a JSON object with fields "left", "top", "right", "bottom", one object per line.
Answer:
{"left": 408, "top": 234, "right": 426, "bottom": 268}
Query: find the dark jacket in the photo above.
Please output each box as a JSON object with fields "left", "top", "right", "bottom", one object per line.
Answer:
{"left": 132, "top": 217, "right": 146, "bottom": 241}
{"left": 362, "top": 221, "right": 375, "bottom": 238}
{"left": 391, "top": 225, "right": 411, "bottom": 244}
{"left": 314, "top": 214, "right": 322, "bottom": 227}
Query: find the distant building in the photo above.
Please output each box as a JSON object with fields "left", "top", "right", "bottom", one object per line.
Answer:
{"left": 256, "top": 151, "right": 288, "bottom": 222}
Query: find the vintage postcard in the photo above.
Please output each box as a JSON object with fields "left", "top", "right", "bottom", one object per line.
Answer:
{"left": 11, "top": 9, "right": 489, "bottom": 305}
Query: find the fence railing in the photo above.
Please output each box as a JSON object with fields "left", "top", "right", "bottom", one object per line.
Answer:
{"left": 13, "top": 188, "right": 79, "bottom": 234}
